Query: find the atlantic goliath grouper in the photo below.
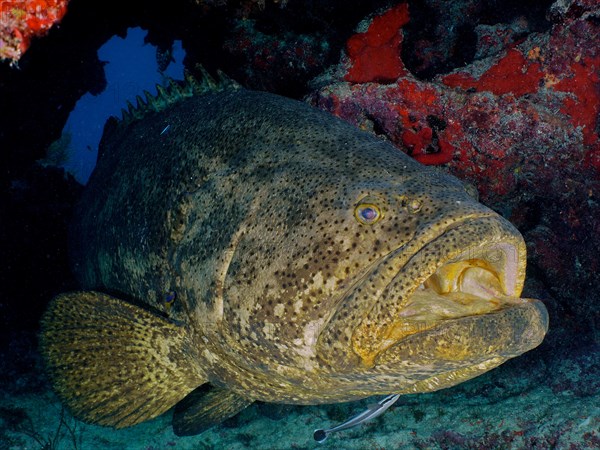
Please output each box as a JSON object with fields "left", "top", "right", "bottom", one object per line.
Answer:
{"left": 40, "top": 73, "right": 548, "bottom": 438}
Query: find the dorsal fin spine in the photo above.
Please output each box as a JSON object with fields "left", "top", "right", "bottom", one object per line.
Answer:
{"left": 117, "top": 67, "right": 240, "bottom": 126}
{"left": 135, "top": 95, "right": 146, "bottom": 110}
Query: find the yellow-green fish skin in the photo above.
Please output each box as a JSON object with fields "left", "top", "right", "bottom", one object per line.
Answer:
{"left": 58, "top": 88, "right": 546, "bottom": 414}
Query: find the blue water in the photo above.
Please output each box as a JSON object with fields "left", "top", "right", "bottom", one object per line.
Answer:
{"left": 58, "top": 27, "right": 185, "bottom": 184}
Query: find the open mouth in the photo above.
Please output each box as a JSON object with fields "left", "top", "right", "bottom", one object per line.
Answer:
{"left": 401, "top": 242, "right": 521, "bottom": 320}
{"left": 369, "top": 230, "right": 548, "bottom": 374}
{"left": 382, "top": 240, "right": 526, "bottom": 344}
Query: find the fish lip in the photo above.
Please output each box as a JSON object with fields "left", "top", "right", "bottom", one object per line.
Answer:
{"left": 375, "top": 298, "right": 549, "bottom": 368}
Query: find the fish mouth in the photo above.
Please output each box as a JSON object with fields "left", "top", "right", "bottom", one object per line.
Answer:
{"left": 362, "top": 216, "right": 549, "bottom": 371}
{"left": 383, "top": 240, "right": 525, "bottom": 342}
{"left": 318, "top": 214, "right": 548, "bottom": 374}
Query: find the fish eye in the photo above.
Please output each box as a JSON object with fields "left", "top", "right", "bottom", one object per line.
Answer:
{"left": 165, "top": 291, "right": 177, "bottom": 305}
{"left": 164, "top": 291, "right": 177, "bottom": 313}
{"left": 354, "top": 203, "right": 382, "bottom": 225}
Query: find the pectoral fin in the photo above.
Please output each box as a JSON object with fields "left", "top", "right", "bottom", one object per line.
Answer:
{"left": 40, "top": 291, "right": 207, "bottom": 428}
{"left": 173, "top": 385, "right": 253, "bottom": 436}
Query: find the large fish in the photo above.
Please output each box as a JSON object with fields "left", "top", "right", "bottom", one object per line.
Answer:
{"left": 40, "top": 74, "right": 548, "bottom": 436}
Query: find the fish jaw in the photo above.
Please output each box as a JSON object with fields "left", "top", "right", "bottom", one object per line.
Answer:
{"left": 317, "top": 213, "right": 548, "bottom": 381}
{"left": 374, "top": 299, "right": 548, "bottom": 391}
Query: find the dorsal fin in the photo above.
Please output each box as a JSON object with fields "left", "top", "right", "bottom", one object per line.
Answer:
{"left": 117, "top": 66, "right": 240, "bottom": 127}
{"left": 97, "top": 67, "right": 240, "bottom": 162}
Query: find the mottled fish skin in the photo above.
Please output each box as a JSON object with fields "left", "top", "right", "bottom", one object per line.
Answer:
{"left": 70, "top": 88, "right": 547, "bottom": 406}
